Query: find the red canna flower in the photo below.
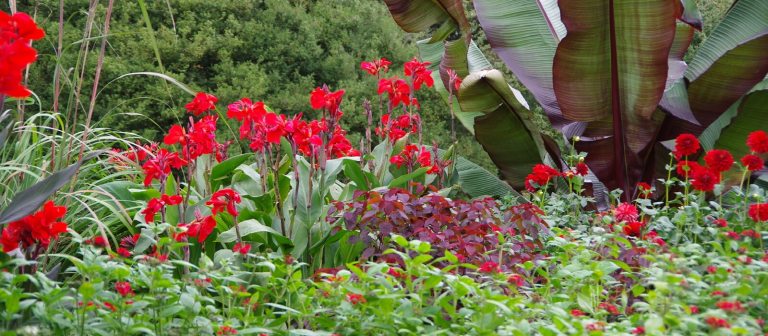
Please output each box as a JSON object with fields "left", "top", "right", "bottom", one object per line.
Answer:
{"left": 141, "top": 194, "right": 183, "bottom": 223}
{"left": 403, "top": 58, "right": 433, "bottom": 90}
{"left": 360, "top": 57, "right": 391, "bottom": 76}
{"left": 186, "top": 215, "right": 218, "bottom": 243}
{"left": 310, "top": 86, "right": 345, "bottom": 119}
{"left": 345, "top": 293, "right": 366, "bottom": 305}
{"left": 184, "top": 92, "right": 217, "bottom": 116}
{"left": 690, "top": 166, "right": 718, "bottom": 192}
{"left": 233, "top": 242, "right": 251, "bottom": 255}
{"left": 0, "top": 11, "right": 45, "bottom": 98}
{"left": 378, "top": 77, "right": 411, "bottom": 107}
{"left": 0, "top": 12, "right": 46, "bottom": 41}
{"left": 703, "top": 149, "right": 734, "bottom": 173}
{"left": 748, "top": 203, "right": 768, "bottom": 222}
{"left": 507, "top": 274, "right": 524, "bottom": 287}
{"left": 0, "top": 201, "right": 68, "bottom": 252}
{"left": 740, "top": 154, "right": 764, "bottom": 171}
{"left": 115, "top": 281, "right": 134, "bottom": 297}
{"left": 141, "top": 149, "right": 186, "bottom": 186}
{"left": 746, "top": 130, "right": 768, "bottom": 154}
{"left": 207, "top": 189, "right": 241, "bottom": 217}
{"left": 673, "top": 133, "right": 700, "bottom": 159}
{"left": 614, "top": 203, "right": 639, "bottom": 222}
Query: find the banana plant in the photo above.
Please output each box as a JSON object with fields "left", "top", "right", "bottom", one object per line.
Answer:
{"left": 382, "top": 0, "right": 768, "bottom": 199}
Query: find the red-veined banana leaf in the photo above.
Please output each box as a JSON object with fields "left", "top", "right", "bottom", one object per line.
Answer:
{"left": 382, "top": 0, "right": 470, "bottom": 42}
{"left": 552, "top": 0, "right": 677, "bottom": 194}
{"left": 459, "top": 69, "right": 552, "bottom": 188}
{"left": 472, "top": 0, "right": 569, "bottom": 129}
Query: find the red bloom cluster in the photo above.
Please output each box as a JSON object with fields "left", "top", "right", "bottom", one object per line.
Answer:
{"left": 1, "top": 201, "right": 67, "bottom": 252}
{"left": 360, "top": 57, "right": 392, "bottom": 77}
{"left": 376, "top": 113, "right": 419, "bottom": 143}
{"left": 233, "top": 242, "right": 251, "bottom": 255}
{"left": 141, "top": 148, "right": 186, "bottom": 186}
{"left": 748, "top": 203, "right": 768, "bottom": 222}
{"left": 378, "top": 77, "right": 412, "bottom": 107}
{"left": 177, "top": 214, "right": 217, "bottom": 243}
{"left": 164, "top": 116, "right": 224, "bottom": 161}
{"left": 226, "top": 98, "right": 286, "bottom": 152}
{"left": 403, "top": 58, "right": 434, "bottom": 91}
{"left": 673, "top": 133, "right": 700, "bottom": 159}
{"left": 703, "top": 149, "right": 733, "bottom": 173}
{"left": 216, "top": 325, "right": 238, "bottom": 335}
{"left": 207, "top": 188, "right": 241, "bottom": 217}
{"left": 310, "top": 86, "right": 345, "bottom": 119}
{"left": 0, "top": 11, "right": 45, "bottom": 97}
{"left": 478, "top": 261, "right": 500, "bottom": 273}
{"left": 345, "top": 293, "right": 366, "bottom": 305}
{"left": 185, "top": 92, "right": 218, "bottom": 116}
{"left": 524, "top": 164, "right": 560, "bottom": 192}
{"left": 614, "top": 203, "right": 639, "bottom": 222}
{"left": 598, "top": 302, "right": 619, "bottom": 315}
{"left": 390, "top": 144, "right": 439, "bottom": 174}
{"left": 705, "top": 316, "right": 730, "bottom": 329}
{"left": 746, "top": 130, "right": 768, "bottom": 154}
{"left": 741, "top": 154, "right": 763, "bottom": 171}
{"left": 622, "top": 221, "right": 644, "bottom": 237}
{"left": 636, "top": 182, "right": 653, "bottom": 199}
{"left": 141, "top": 194, "right": 182, "bottom": 223}
{"left": 115, "top": 281, "right": 134, "bottom": 297}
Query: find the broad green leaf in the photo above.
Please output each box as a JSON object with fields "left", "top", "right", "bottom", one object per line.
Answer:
{"left": 0, "top": 156, "right": 90, "bottom": 224}
{"left": 211, "top": 153, "right": 251, "bottom": 190}
{"left": 389, "top": 167, "right": 429, "bottom": 188}
{"left": 459, "top": 69, "right": 548, "bottom": 189}
{"left": 217, "top": 219, "right": 293, "bottom": 248}
{"left": 454, "top": 156, "right": 518, "bottom": 198}
{"left": 713, "top": 90, "right": 768, "bottom": 159}
{"left": 383, "top": 0, "right": 470, "bottom": 42}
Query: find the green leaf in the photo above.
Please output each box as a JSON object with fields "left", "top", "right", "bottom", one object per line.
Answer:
{"left": 454, "top": 156, "right": 518, "bottom": 198}
{"left": 458, "top": 69, "right": 549, "bottom": 189}
{"left": 382, "top": 0, "right": 470, "bottom": 42}
{"left": 388, "top": 167, "right": 429, "bottom": 188}
{"left": 211, "top": 154, "right": 251, "bottom": 190}
{"left": 217, "top": 219, "right": 293, "bottom": 248}
{"left": 0, "top": 156, "right": 90, "bottom": 224}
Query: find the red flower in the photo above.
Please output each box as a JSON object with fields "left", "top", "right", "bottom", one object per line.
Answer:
{"left": 478, "top": 261, "right": 500, "bottom": 273}
{"left": 575, "top": 162, "right": 589, "bottom": 176}
{"left": 740, "top": 154, "right": 764, "bottom": 171}
{"left": 623, "top": 221, "right": 644, "bottom": 237}
{"left": 614, "top": 203, "right": 639, "bottom": 222}
{"left": 707, "top": 265, "right": 717, "bottom": 274}
{"left": 673, "top": 133, "right": 700, "bottom": 159}
{"left": 387, "top": 268, "right": 406, "bottom": 279}
{"left": 186, "top": 215, "right": 217, "bottom": 243}
{"left": 360, "top": 58, "right": 391, "bottom": 76}
{"left": 691, "top": 167, "right": 718, "bottom": 192}
{"left": 676, "top": 160, "right": 700, "bottom": 177}
{"left": 310, "top": 86, "right": 345, "bottom": 119}
{"left": 103, "top": 302, "right": 117, "bottom": 312}
{"left": 216, "top": 326, "right": 238, "bottom": 335}
{"left": 598, "top": 302, "right": 619, "bottom": 315}
{"left": 725, "top": 231, "right": 740, "bottom": 240}
{"left": 524, "top": 164, "right": 560, "bottom": 192}
{"left": 705, "top": 316, "right": 730, "bottom": 329}
{"left": 207, "top": 189, "right": 241, "bottom": 217}
{"left": 746, "top": 130, "right": 768, "bottom": 154}
{"left": 507, "top": 274, "right": 524, "bottom": 287}
{"left": 748, "top": 203, "right": 768, "bottom": 222}
{"left": 84, "top": 236, "right": 108, "bottom": 247}
{"left": 0, "top": 12, "right": 46, "bottom": 41}
{"left": 703, "top": 149, "right": 734, "bottom": 173}
{"left": 0, "top": 11, "right": 45, "bottom": 98}
{"left": 141, "top": 149, "right": 186, "bottom": 186}
{"left": 345, "top": 293, "right": 366, "bottom": 305}
{"left": 690, "top": 305, "right": 699, "bottom": 314}
{"left": 741, "top": 229, "right": 760, "bottom": 239}
{"left": 715, "top": 301, "right": 744, "bottom": 312}
{"left": 115, "top": 281, "right": 134, "bottom": 297}
{"left": 713, "top": 218, "right": 728, "bottom": 227}
{"left": 233, "top": 242, "right": 251, "bottom": 255}
{"left": 403, "top": 58, "right": 433, "bottom": 91}
{"left": 643, "top": 231, "right": 666, "bottom": 246}
{"left": 636, "top": 182, "right": 652, "bottom": 198}
{"left": 446, "top": 68, "right": 462, "bottom": 92}
{"left": 570, "top": 309, "right": 586, "bottom": 317}
{"left": 141, "top": 194, "right": 183, "bottom": 223}
{"left": 184, "top": 92, "right": 217, "bottom": 116}
{"left": 116, "top": 247, "right": 131, "bottom": 258}
{"left": 631, "top": 326, "right": 645, "bottom": 335}
{"left": 378, "top": 77, "right": 411, "bottom": 107}
{"left": 0, "top": 201, "right": 68, "bottom": 252}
